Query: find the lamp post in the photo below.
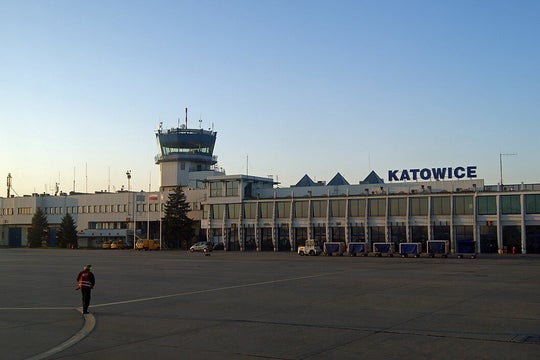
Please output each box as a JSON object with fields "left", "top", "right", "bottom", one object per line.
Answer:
{"left": 126, "top": 170, "right": 131, "bottom": 191}
{"left": 126, "top": 171, "right": 133, "bottom": 248}
{"left": 499, "top": 153, "right": 516, "bottom": 188}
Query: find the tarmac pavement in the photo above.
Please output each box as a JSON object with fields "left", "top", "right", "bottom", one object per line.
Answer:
{"left": 0, "top": 248, "right": 539, "bottom": 359}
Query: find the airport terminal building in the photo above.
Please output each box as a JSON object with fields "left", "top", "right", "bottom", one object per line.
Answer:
{"left": 2, "top": 124, "right": 540, "bottom": 254}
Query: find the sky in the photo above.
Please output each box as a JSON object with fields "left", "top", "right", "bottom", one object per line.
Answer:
{"left": 1, "top": 0, "right": 539, "bottom": 196}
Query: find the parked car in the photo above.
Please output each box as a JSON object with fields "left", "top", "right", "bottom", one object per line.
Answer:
{"left": 190, "top": 241, "right": 212, "bottom": 252}
{"left": 102, "top": 240, "right": 112, "bottom": 249}
{"left": 110, "top": 240, "right": 127, "bottom": 249}
{"left": 135, "top": 239, "right": 160, "bottom": 251}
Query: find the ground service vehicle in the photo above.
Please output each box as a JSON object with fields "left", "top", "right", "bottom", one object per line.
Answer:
{"left": 399, "top": 242, "right": 422, "bottom": 257}
{"left": 348, "top": 242, "right": 368, "bottom": 256}
{"left": 373, "top": 242, "right": 394, "bottom": 257}
{"left": 135, "top": 239, "right": 160, "bottom": 251}
{"left": 427, "top": 240, "right": 449, "bottom": 258}
{"left": 324, "top": 242, "right": 346, "bottom": 256}
{"left": 456, "top": 240, "right": 477, "bottom": 259}
{"left": 298, "top": 240, "right": 322, "bottom": 256}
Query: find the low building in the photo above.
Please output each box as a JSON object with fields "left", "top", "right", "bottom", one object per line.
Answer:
{"left": 2, "top": 123, "right": 540, "bottom": 254}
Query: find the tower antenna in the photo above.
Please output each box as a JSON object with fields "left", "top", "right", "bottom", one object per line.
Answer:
{"left": 185, "top": 107, "right": 188, "bottom": 128}
{"left": 7, "top": 173, "right": 12, "bottom": 198}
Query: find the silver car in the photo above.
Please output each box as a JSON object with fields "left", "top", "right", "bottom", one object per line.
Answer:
{"left": 189, "top": 241, "right": 212, "bottom": 252}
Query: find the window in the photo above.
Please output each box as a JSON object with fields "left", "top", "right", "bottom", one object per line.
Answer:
{"left": 370, "top": 226, "right": 386, "bottom": 242}
{"left": 211, "top": 204, "right": 225, "bottom": 219}
{"left": 455, "top": 225, "right": 473, "bottom": 241}
{"left": 526, "top": 194, "right": 540, "bottom": 214}
{"left": 313, "top": 226, "right": 326, "bottom": 241}
{"left": 349, "top": 199, "right": 366, "bottom": 217}
{"left": 243, "top": 202, "right": 257, "bottom": 219}
{"left": 294, "top": 201, "right": 309, "bottom": 218}
{"left": 210, "top": 182, "right": 223, "bottom": 197}
{"left": 433, "top": 225, "right": 450, "bottom": 240}
{"left": 501, "top": 195, "right": 521, "bottom": 214}
{"left": 330, "top": 200, "right": 346, "bottom": 218}
{"left": 454, "top": 196, "right": 473, "bottom": 215}
{"left": 227, "top": 204, "right": 240, "bottom": 219}
{"left": 276, "top": 201, "right": 291, "bottom": 219}
{"left": 225, "top": 181, "right": 239, "bottom": 196}
{"left": 18, "top": 207, "right": 32, "bottom": 215}
{"left": 431, "top": 196, "right": 450, "bottom": 215}
{"left": 390, "top": 226, "right": 406, "bottom": 243}
{"left": 350, "top": 226, "right": 365, "bottom": 242}
{"left": 477, "top": 196, "right": 497, "bottom": 215}
{"left": 259, "top": 202, "right": 273, "bottom": 218}
{"left": 410, "top": 226, "right": 428, "bottom": 244}
{"left": 202, "top": 205, "right": 208, "bottom": 219}
{"left": 410, "top": 197, "right": 428, "bottom": 216}
{"left": 312, "top": 200, "right": 327, "bottom": 217}
{"left": 388, "top": 198, "right": 406, "bottom": 216}
{"left": 369, "top": 198, "right": 386, "bottom": 217}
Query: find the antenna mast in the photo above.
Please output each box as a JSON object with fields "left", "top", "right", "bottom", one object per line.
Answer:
{"left": 6, "top": 173, "right": 19, "bottom": 197}
{"left": 185, "top": 107, "right": 188, "bottom": 128}
{"left": 7, "top": 173, "right": 11, "bottom": 198}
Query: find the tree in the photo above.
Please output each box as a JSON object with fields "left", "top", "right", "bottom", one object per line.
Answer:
{"left": 27, "top": 208, "right": 48, "bottom": 248}
{"left": 162, "top": 186, "right": 194, "bottom": 249}
{"left": 57, "top": 213, "right": 78, "bottom": 248}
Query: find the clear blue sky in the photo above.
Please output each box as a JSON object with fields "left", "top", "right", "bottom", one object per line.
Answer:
{"left": 1, "top": 0, "right": 539, "bottom": 195}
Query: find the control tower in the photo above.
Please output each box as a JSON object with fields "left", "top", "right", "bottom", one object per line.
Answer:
{"left": 155, "top": 112, "right": 223, "bottom": 190}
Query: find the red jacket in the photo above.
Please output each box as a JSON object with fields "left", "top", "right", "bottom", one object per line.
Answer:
{"left": 77, "top": 270, "right": 95, "bottom": 289}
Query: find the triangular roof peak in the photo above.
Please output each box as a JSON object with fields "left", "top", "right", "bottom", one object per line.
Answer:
{"left": 294, "top": 174, "right": 316, "bottom": 187}
{"left": 361, "top": 171, "right": 385, "bottom": 184}
{"left": 327, "top": 172, "right": 350, "bottom": 186}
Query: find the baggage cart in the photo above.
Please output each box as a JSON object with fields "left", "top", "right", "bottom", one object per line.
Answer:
{"left": 456, "top": 240, "right": 477, "bottom": 259}
{"left": 323, "top": 242, "right": 346, "bottom": 256}
{"left": 427, "top": 240, "right": 449, "bottom": 258}
{"left": 372, "top": 242, "right": 394, "bottom": 257}
{"left": 399, "top": 242, "right": 422, "bottom": 257}
{"left": 347, "top": 242, "right": 368, "bottom": 256}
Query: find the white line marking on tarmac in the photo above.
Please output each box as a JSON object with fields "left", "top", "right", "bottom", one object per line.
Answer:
{"left": 0, "top": 271, "right": 340, "bottom": 360}
{"left": 0, "top": 307, "right": 74, "bottom": 311}
{"left": 93, "top": 271, "right": 343, "bottom": 308}
{"left": 24, "top": 310, "right": 96, "bottom": 360}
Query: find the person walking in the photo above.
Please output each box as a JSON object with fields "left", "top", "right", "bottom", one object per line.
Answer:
{"left": 76, "top": 265, "right": 95, "bottom": 314}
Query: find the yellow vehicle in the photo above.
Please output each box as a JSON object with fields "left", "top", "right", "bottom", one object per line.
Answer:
{"left": 110, "top": 240, "right": 127, "bottom": 249}
{"left": 135, "top": 239, "right": 160, "bottom": 251}
{"left": 102, "top": 240, "right": 112, "bottom": 249}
